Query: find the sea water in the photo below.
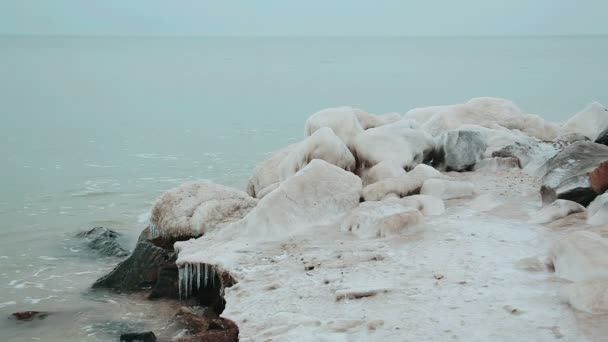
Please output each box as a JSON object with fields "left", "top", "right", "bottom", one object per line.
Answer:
{"left": 0, "top": 36, "right": 606, "bottom": 341}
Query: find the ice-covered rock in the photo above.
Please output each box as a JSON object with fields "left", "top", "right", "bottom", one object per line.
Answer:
{"left": 362, "top": 164, "right": 442, "bottom": 201}
{"left": 552, "top": 133, "right": 590, "bottom": 149}
{"left": 561, "top": 280, "right": 608, "bottom": 314}
{"left": 529, "top": 200, "right": 585, "bottom": 224}
{"left": 341, "top": 201, "right": 423, "bottom": 238}
{"left": 420, "top": 179, "right": 475, "bottom": 200}
{"left": 150, "top": 181, "right": 258, "bottom": 239}
{"left": 560, "top": 102, "right": 608, "bottom": 141}
{"left": 587, "top": 193, "right": 608, "bottom": 225}
{"left": 304, "top": 106, "right": 364, "bottom": 149}
{"left": 538, "top": 141, "right": 608, "bottom": 205}
{"left": 356, "top": 111, "right": 402, "bottom": 130}
{"left": 595, "top": 127, "right": 608, "bottom": 146}
{"left": 353, "top": 120, "right": 436, "bottom": 170}
{"left": 433, "top": 129, "right": 487, "bottom": 171}
{"left": 246, "top": 144, "right": 296, "bottom": 198}
{"left": 239, "top": 159, "right": 362, "bottom": 240}
{"left": 548, "top": 231, "right": 608, "bottom": 282}
{"left": 393, "top": 194, "right": 445, "bottom": 216}
{"left": 359, "top": 160, "right": 406, "bottom": 186}
{"left": 406, "top": 97, "right": 559, "bottom": 140}
{"left": 279, "top": 127, "right": 356, "bottom": 181}
{"left": 589, "top": 160, "right": 608, "bottom": 194}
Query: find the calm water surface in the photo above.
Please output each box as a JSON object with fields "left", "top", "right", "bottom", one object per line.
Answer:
{"left": 0, "top": 36, "right": 606, "bottom": 341}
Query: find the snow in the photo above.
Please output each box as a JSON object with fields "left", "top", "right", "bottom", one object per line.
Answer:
{"left": 420, "top": 178, "right": 476, "bottom": 200}
{"left": 529, "top": 200, "right": 586, "bottom": 224}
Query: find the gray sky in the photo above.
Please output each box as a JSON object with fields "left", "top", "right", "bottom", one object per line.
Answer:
{"left": 1, "top": 0, "right": 606, "bottom": 36}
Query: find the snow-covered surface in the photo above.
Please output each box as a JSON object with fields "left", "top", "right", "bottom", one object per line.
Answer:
{"left": 174, "top": 168, "right": 608, "bottom": 341}
{"left": 560, "top": 102, "right": 608, "bottom": 140}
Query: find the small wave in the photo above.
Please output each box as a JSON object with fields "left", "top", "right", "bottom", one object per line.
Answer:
{"left": 137, "top": 212, "right": 151, "bottom": 224}
{"left": 70, "top": 190, "right": 119, "bottom": 198}
{"left": 84, "top": 163, "right": 119, "bottom": 168}
{"left": 25, "top": 295, "right": 57, "bottom": 304}
{"left": 131, "top": 153, "right": 179, "bottom": 160}
{"left": 0, "top": 301, "right": 16, "bottom": 308}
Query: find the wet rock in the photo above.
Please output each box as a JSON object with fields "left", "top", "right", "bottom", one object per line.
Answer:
{"left": 10, "top": 311, "right": 49, "bottom": 321}
{"left": 595, "top": 127, "right": 608, "bottom": 146}
{"left": 77, "top": 227, "right": 128, "bottom": 258}
{"left": 119, "top": 331, "right": 157, "bottom": 342}
{"left": 539, "top": 141, "right": 608, "bottom": 205}
{"left": 148, "top": 253, "right": 180, "bottom": 300}
{"left": 433, "top": 130, "right": 487, "bottom": 171}
{"left": 175, "top": 307, "right": 239, "bottom": 342}
{"left": 589, "top": 160, "right": 608, "bottom": 194}
{"left": 92, "top": 240, "right": 169, "bottom": 292}
{"left": 556, "top": 187, "right": 599, "bottom": 207}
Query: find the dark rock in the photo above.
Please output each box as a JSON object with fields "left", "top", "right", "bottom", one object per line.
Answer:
{"left": 92, "top": 240, "right": 169, "bottom": 292}
{"left": 589, "top": 160, "right": 608, "bottom": 194}
{"left": 120, "top": 332, "right": 157, "bottom": 342}
{"left": 595, "top": 128, "right": 608, "bottom": 146}
{"left": 148, "top": 253, "right": 180, "bottom": 300}
{"left": 175, "top": 307, "right": 239, "bottom": 342}
{"left": 433, "top": 130, "right": 487, "bottom": 172}
{"left": 77, "top": 227, "right": 129, "bottom": 257}
{"left": 556, "top": 187, "right": 599, "bottom": 207}
{"left": 539, "top": 141, "right": 608, "bottom": 205}
{"left": 10, "top": 311, "right": 49, "bottom": 321}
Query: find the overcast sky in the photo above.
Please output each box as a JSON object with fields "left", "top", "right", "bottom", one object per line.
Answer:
{"left": 1, "top": 0, "right": 606, "bottom": 36}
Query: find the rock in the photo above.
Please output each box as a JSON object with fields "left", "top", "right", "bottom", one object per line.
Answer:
{"left": 539, "top": 141, "right": 608, "bottom": 205}
{"left": 340, "top": 201, "right": 423, "bottom": 238}
{"left": 589, "top": 160, "right": 608, "bottom": 194}
{"left": 238, "top": 159, "right": 362, "bottom": 240}
{"left": 406, "top": 97, "right": 558, "bottom": 140}
{"left": 119, "top": 332, "right": 157, "bottom": 342}
{"left": 362, "top": 164, "right": 442, "bottom": 201}
{"left": 556, "top": 187, "right": 598, "bottom": 207}
{"left": 420, "top": 179, "right": 475, "bottom": 200}
{"left": 491, "top": 142, "right": 535, "bottom": 168}
{"left": 304, "top": 106, "right": 364, "bottom": 149}
{"left": 150, "top": 181, "right": 258, "bottom": 239}
{"left": 559, "top": 102, "right": 608, "bottom": 140}
{"left": 92, "top": 240, "right": 169, "bottom": 292}
{"left": 392, "top": 195, "right": 445, "bottom": 216}
{"left": 548, "top": 231, "right": 608, "bottom": 282}
{"left": 356, "top": 111, "right": 402, "bottom": 130}
{"left": 433, "top": 130, "right": 487, "bottom": 171}
{"left": 10, "top": 311, "right": 49, "bottom": 321}
{"left": 176, "top": 310, "right": 239, "bottom": 342}
{"left": 529, "top": 199, "right": 585, "bottom": 224}
{"left": 279, "top": 127, "right": 355, "bottom": 181}
{"left": 474, "top": 157, "right": 521, "bottom": 172}
{"left": 148, "top": 253, "right": 179, "bottom": 300}
{"left": 561, "top": 280, "right": 608, "bottom": 314}
{"left": 552, "top": 133, "right": 590, "bottom": 149}
{"left": 359, "top": 160, "right": 406, "bottom": 187}
{"left": 77, "top": 227, "right": 128, "bottom": 258}
{"left": 246, "top": 144, "right": 296, "bottom": 198}
{"left": 587, "top": 193, "right": 608, "bottom": 225}
{"left": 353, "top": 120, "right": 436, "bottom": 170}
{"left": 595, "top": 127, "right": 608, "bottom": 146}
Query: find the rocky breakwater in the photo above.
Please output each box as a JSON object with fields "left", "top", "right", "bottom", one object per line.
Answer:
{"left": 92, "top": 97, "right": 608, "bottom": 340}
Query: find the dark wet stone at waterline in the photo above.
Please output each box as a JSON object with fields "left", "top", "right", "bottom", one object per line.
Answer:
{"left": 77, "top": 226, "right": 129, "bottom": 257}
{"left": 120, "top": 331, "right": 157, "bottom": 342}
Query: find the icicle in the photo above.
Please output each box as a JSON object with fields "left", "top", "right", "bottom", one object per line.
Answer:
{"left": 178, "top": 266, "right": 183, "bottom": 300}
{"left": 196, "top": 263, "right": 201, "bottom": 291}
{"left": 186, "top": 264, "right": 191, "bottom": 298}
{"left": 211, "top": 266, "right": 215, "bottom": 288}
{"left": 204, "top": 264, "right": 208, "bottom": 288}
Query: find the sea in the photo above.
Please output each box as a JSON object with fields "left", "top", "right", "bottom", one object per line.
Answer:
{"left": 0, "top": 36, "right": 606, "bottom": 341}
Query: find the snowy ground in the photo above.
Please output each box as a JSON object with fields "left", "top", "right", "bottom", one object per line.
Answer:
{"left": 176, "top": 167, "right": 608, "bottom": 341}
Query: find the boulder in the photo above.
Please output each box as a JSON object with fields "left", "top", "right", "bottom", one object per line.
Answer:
{"left": 340, "top": 201, "right": 423, "bottom": 238}
{"left": 92, "top": 240, "right": 169, "bottom": 292}
{"left": 561, "top": 280, "right": 608, "bottom": 314}
{"left": 175, "top": 307, "right": 239, "bottom": 342}
{"left": 595, "top": 127, "right": 608, "bottom": 146}
{"left": 150, "top": 181, "right": 258, "bottom": 239}
{"left": 359, "top": 160, "right": 406, "bottom": 187}
{"left": 246, "top": 144, "right": 296, "bottom": 198}
{"left": 356, "top": 111, "right": 402, "bottom": 130}
{"left": 420, "top": 179, "right": 475, "bottom": 200}
{"left": 589, "top": 160, "right": 608, "bottom": 194}
{"left": 362, "top": 164, "right": 442, "bottom": 201}
{"left": 279, "top": 127, "right": 355, "bottom": 181}
{"left": 304, "top": 106, "right": 363, "bottom": 149}
{"left": 538, "top": 141, "right": 608, "bottom": 205}
{"left": 587, "top": 193, "right": 608, "bottom": 225}
{"left": 77, "top": 227, "right": 129, "bottom": 257}
{"left": 353, "top": 120, "right": 436, "bottom": 170}
{"left": 10, "top": 311, "right": 49, "bottom": 321}
{"left": 120, "top": 332, "right": 157, "bottom": 342}
{"left": 552, "top": 133, "right": 590, "bottom": 149}
{"left": 555, "top": 187, "right": 598, "bottom": 207}
{"left": 548, "top": 231, "right": 608, "bottom": 282}
{"left": 433, "top": 130, "right": 487, "bottom": 171}
{"left": 239, "top": 159, "right": 362, "bottom": 240}
{"left": 529, "top": 200, "right": 585, "bottom": 224}
{"left": 559, "top": 102, "right": 608, "bottom": 140}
